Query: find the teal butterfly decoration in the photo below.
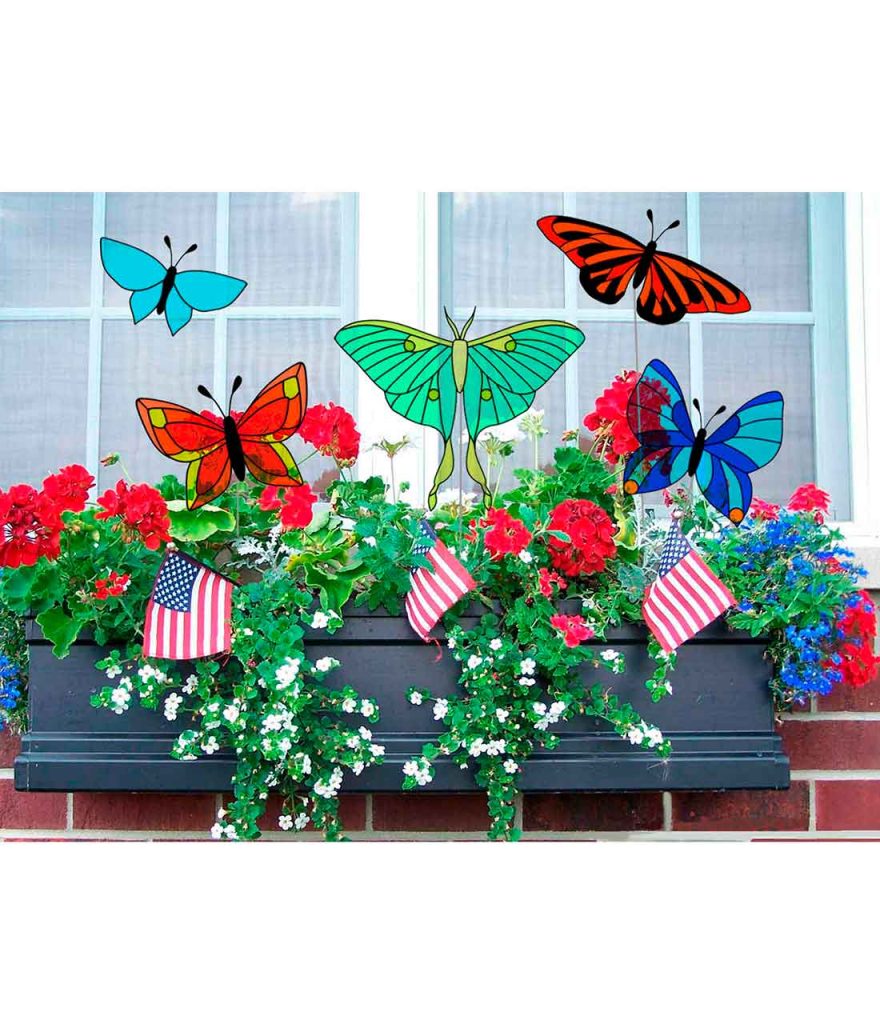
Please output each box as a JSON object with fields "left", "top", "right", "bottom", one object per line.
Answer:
{"left": 336, "top": 310, "right": 585, "bottom": 508}
{"left": 100, "top": 236, "right": 247, "bottom": 336}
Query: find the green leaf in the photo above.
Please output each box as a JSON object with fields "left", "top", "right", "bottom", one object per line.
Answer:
{"left": 166, "top": 501, "right": 236, "bottom": 542}
{"left": 305, "top": 563, "right": 369, "bottom": 612}
{"left": 36, "top": 606, "right": 83, "bottom": 659}
{"left": 0, "top": 559, "right": 67, "bottom": 614}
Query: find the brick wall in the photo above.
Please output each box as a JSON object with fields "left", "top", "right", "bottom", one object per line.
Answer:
{"left": 3, "top": 613, "right": 880, "bottom": 843}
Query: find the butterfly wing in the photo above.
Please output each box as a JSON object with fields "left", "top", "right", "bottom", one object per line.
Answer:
{"left": 466, "top": 321, "right": 585, "bottom": 394}
{"left": 696, "top": 392, "right": 784, "bottom": 523}
{"left": 537, "top": 216, "right": 645, "bottom": 308}
{"left": 236, "top": 362, "right": 308, "bottom": 487}
{"left": 101, "top": 238, "right": 168, "bottom": 324}
{"left": 636, "top": 249, "right": 751, "bottom": 326}
{"left": 163, "top": 287, "right": 193, "bottom": 335}
{"left": 623, "top": 359, "right": 696, "bottom": 495}
{"left": 174, "top": 270, "right": 248, "bottom": 312}
{"left": 136, "top": 399, "right": 231, "bottom": 510}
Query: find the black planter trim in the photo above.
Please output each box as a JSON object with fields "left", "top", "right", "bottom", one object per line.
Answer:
{"left": 14, "top": 611, "right": 789, "bottom": 793}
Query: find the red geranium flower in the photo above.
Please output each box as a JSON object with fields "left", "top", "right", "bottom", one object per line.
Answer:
{"left": 42, "top": 464, "right": 95, "bottom": 514}
{"left": 788, "top": 483, "right": 831, "bottom": 522}
{"left": 299, "top": 403, "right": 360, "bottom": 466}
{"left": 94, "top": 570, "right": 131, "bottom": 601}
{"left": 550, "top": 613, "right": 594, "bottom": 648}
{"left": 258, "top": 485, "right": 283, "bottom": 511}
{"left": 481, "top": 507, "right": 532, "bottom": 559}
{"left": 546, "top": 499, "right": 617, "bottom": 577}
{"left": 829, "top": 591, "right": 880, "bottom": 688}
{"left": 95, "top": 480, "right": 170, "bottom": 551}
{"left": 750, "top": 498, "right": 781, "bottom": 522}
{"left": 279, "top": 484, "right": 317, "bottom": 530}
{"left": 538, "top": 567, "right": 567, "bottom": 598}
{"left": 0, "top": 484, "right": 63, "bottom": 568}
{"left": 583, "top": 370, "right": 640, "bottom": 463}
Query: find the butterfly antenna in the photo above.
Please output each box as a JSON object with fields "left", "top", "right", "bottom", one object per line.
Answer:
{"left": 164, "top": 235, "right": 174, "bottom": 263}
{"left": 227, "top": 374, "right": 243, "bottom": 413}
{"left": 197, "top": 384, "right": 225, "bottom": 417}
{"left": 443, "top": 306, "right": 460, "bottom": 339}
{"left": 461, "top": 307, "right": 477, "bottom": 339}
{"left": 692, "top": 397, "right": 703, "bottom": 428}
{"left": 174, "top": 243, "right": 198, "bottom": 268}
{"left": 704, "top": 405, "right": 728, "bottom": 430}
{"left": 646, "top": 209, "right": 655, "bottom": 241}
{"left": 655, "top": 219, "right": 682, "bottom": 243}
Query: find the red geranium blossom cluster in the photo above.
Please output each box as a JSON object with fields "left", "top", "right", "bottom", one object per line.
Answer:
{"left": 299, "top": 403, "right": 360, "bottom": 466}
{"left": 95, "top": 480, "right": 170, "bottom": 551}
{"left": 750, "top": 484, "right": 832, "bottom": 524}
{"left": 0, "top": 465, "right": 95, "bottom": 569}
{"left": 583, "top": 370, "right": 639, "bottom": 463}
{"left": 831, "top": 590, "right": 880, "bottom": 689}
{"left": 538, "top": 567, "right": 568, "bottom": 598}
{"left": 93, "top": 570, "right": 131, "bottom": 601}
{"left": 549, "top": 613, "right": 594, "bottom": 648}
{"left": 258, "top": 483, "right": 317, "bottom": 529}
{"left": 474, "top": 507, "right": 532, "bottom": 559}
{"left": 546, "top": 499, "right": 617, "bottom": 577}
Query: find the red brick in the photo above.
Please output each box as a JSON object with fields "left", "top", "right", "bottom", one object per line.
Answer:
{"left": 523, "top": 792, "right": 663, "bottom": 832}
{"left": 672, "top": 784, "right": 810, "bottom": 831}
{"left": 780, "top": 719, "right": 880, "bottom": 770}
{"left": 0, "top": 731, "right": 21, "bottom": 769}
{"left": 257, "top": 793, "right": 366, "bottom": 833}
{"left": 72, "top": 792, "right": 216, "bottom": 831}
{"left": 815, "top": 780, "right": 880, "bottom": 830}
{"left": 372, "top": 794, "right": 491, "bottom": 832}
{"left": 819, "top": 673, "right": 880, "bottom": 711}
{"left": 0, "top": 780, "right": 67, "bottom": 829}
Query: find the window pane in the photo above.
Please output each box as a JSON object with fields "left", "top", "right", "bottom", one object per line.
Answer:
{"left": 575, "top": 193, "right": 687, "bottom": 310}
{"left": 0, "top": 193, "right": 93, "bottom": 307}
{"left": 227, "top": 319, "right": 342, "bottom": 488}
{"left": 103, "top": 193, "right": 217, "bottom": 305}
{"left": 230, "top": 193, "right": 343, "bottom": 307}
{"left": 702, "top": 324, "right": 816, "bottom": 508}
{"left": 700, "top": 193, "right": 810, "bottom": 311}
{"left": 449, "top": 192, "right": 564, "bottom": 309}
{"left": 0, "top": 322, "right": 89, "bottom": 486}
{"left": 98, "top": 319, "right": 214, "bottom": 490}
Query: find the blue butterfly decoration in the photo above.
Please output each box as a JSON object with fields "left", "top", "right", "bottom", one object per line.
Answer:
{"left": 622, "top": 359, "right": 784, "bottom": 524}
{"left": 100, "top": 236, "right": 247, "bottom": 336}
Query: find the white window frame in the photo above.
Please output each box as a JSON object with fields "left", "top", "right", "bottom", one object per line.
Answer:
{"left": 355, "top": 191, "right": 880, "bottom": 576}
{"left": 0, "top": 191, "right": 359, "bottom": 481}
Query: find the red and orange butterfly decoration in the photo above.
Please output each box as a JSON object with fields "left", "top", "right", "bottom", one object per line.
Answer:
{"left": 537, "top": 209, "right": 750, "bottom": 325}
{"left": 137, "top": 363, "right": 308, "bottom": 509}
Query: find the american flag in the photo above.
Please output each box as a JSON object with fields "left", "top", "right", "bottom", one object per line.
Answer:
{"left": 643, "top": 520, "right": 734, "bottom": 654}
{"left": 143, "top": 551, "right": 234, "bottom": 660}
{"left": 405, "top": 520, "right": 476, "bottom": 641}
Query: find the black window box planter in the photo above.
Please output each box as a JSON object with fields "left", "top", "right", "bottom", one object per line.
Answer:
{"left": 14, "top": 611, "right": 789, "bottom": 794}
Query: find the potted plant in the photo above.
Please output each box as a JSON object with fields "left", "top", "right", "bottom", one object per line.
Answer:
{"left": 2, "top": 378, "right": 875, "bottom": 841}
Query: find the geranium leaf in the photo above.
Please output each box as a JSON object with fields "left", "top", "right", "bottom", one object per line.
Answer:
{"left": 35, "top": 606, "right": 83, "bottom": 659}
{"left": 166, "top": 501, "right": 236, "bottom": 542}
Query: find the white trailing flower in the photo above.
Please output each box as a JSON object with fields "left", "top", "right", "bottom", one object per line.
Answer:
{"left": 409, "top": 690, "right": 424, "bottom": 705}
{"left": 294, "top": 812, "right": 310, "bottom": 830}
{"left": 315, "top": 657, "right": 338, "bottom": 673}
{"left": 370, "top": 743, "right": 385, "bottom": 757}
{"left": 518, "top": 676, "right": 536, "bottom": 687}
{"left": 105, "top": 664, "right": 122, "bottom": 680}
{"left": 358, "top": 726, "right": 372, "bottom": 741}
{"left": 360, "top": 699, "right": 376, "bottom": 717}
{"left": 403, "top": 758, "right": 432, "bottom": 786}
{"left": 201, "top": 736, "right": 220, "bottom": 755}
{"left": 520, "top": 658, "right": 536, "bottom": 676}
{"left": 341, "top": 697, "right": 357, "bottom": 713}
{"left": 210, "top": 823, "right": 224, "bottom": 840}
{"left": 503, "top": 759, "right": 519, "bottom": 774}
{"left": 489, "top": 638, "right": 503, "bottom": 651}
{"left": 275, "top": 657, "right": 301, "bottom": 689}
{"left": 278, "top": 814, "right": 294, "bottom": 831}
{"left": 447, "top": 636, "right": 457, "bottom": 650}
{"left": 433, "top": 698, "right": 449, "bottom": 721}
{"left": 495, "top": 708, "right": 510, "bottom": 723}
{"left": 518, "top": 550, "right": 533, "bottom": 564}
{"left": 467, "top": 655, "right": 483, "bottom": 671}
{"left": 182, "top": 673, "right": 199, "bottom": 694}
{"left": 163, "top": 692, "right": 183, "bottom": 721}
{"left": 222, "top": 702, "right": 240, "bottom": 724}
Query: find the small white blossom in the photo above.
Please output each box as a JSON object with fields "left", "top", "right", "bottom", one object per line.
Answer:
{"left": 294, "top": 812, "right": 310, "bottom": 830}
{"left": 533, "top": 702, "right": 547, "bottom": 716}
{"left": 358, "top": 726, "right": 372, "bottom": 741}
{"left": 518, "top": 550, "right": 533, "bottom": 564}
{"left": 360, "top": 700, "right": 376, "bottom": 717}
{"left": 409, "top": 690, "right": 424, "bottom": 706}
{"left": 370, "top": 744, "right": 385, "bottom": 757}
{"left": 163, "top": 692, "right": 183, "bottom": 722}
{"left": 503, "top": 759, "right": 519, "bottom": 774}
{"left": 210, "top": 823, "right": 224, "bottom": 840}
{"left": 346, "top": 735, "right": 360, "bottom": 749}
{"left": 447, "top": 636, "right": 457, "bottom": 650}
{"left": 520, "top": 658, "right": 536, "bottom": 676}
{"left": 403, "top": 758, "right": 432, "bottom": 786}
{"left": 352, "top": 761, "right": 365, "bottom": 775}
{"left": 310, "top": 611, "right": 330, "bottom": 629}
{"left": 518, "top": 676, "right": 535, "bottom": 687}
{"left": 275, "top": 657, "right": 301, "bottom": 688}
{"left": 341, "top": 697, "right": 357, "bottom": 713}
{"left": 201, "top": 736, "right": 220, "bottom": 755}
{"left": 433, "top": 698, "right": 449, "bottom": 721}
{"left": 496, "top": 708, "right": 509, "bottom": 723}
{"left": 222, "top": 703, "right": 240, "bottom": 724}
{"left": 315, "top": 657, "right": 337, "bottom": 673}
{"left": 105, "top": 664, "right": 122, "bottom": 680}
{"left": 489, "top": 638, "right": 503, "bottom": 651}
{"left": 467, "top": 655, "right": 482, "bottom": 671}
{"left": 182, "top": 673, "right": 199, "bottom": 695}
{"left": 278, "top": 814, "right": 294, "bottom": 831}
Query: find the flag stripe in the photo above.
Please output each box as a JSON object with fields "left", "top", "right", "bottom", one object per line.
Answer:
{"left": 405, "top": 521, "right": 475, "bottom": 641}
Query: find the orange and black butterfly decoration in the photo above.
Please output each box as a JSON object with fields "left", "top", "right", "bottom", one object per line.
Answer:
{"left": 537, "top": 210, "right": 751, "bottom": 325}
{"left": 137, "top": 363, "right": 307, "bottom": 509}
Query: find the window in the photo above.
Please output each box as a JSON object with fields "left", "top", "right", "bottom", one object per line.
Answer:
{"left": 438, "top": 192, "right": 851, "bottom": 518}
{"left": 0, "top": 192, "right": 357, "bottom": 491}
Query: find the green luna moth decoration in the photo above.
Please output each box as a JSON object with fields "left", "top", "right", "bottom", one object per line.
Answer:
{"left": 335, "top": 311, "right": 585, "bottom": 508}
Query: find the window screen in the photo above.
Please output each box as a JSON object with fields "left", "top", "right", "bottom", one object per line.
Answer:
{"left": 439, "top": 192, "right": 851, "bottom": 518}
{"left": 0, "top": 192, "right": 356, "bottom": 491}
